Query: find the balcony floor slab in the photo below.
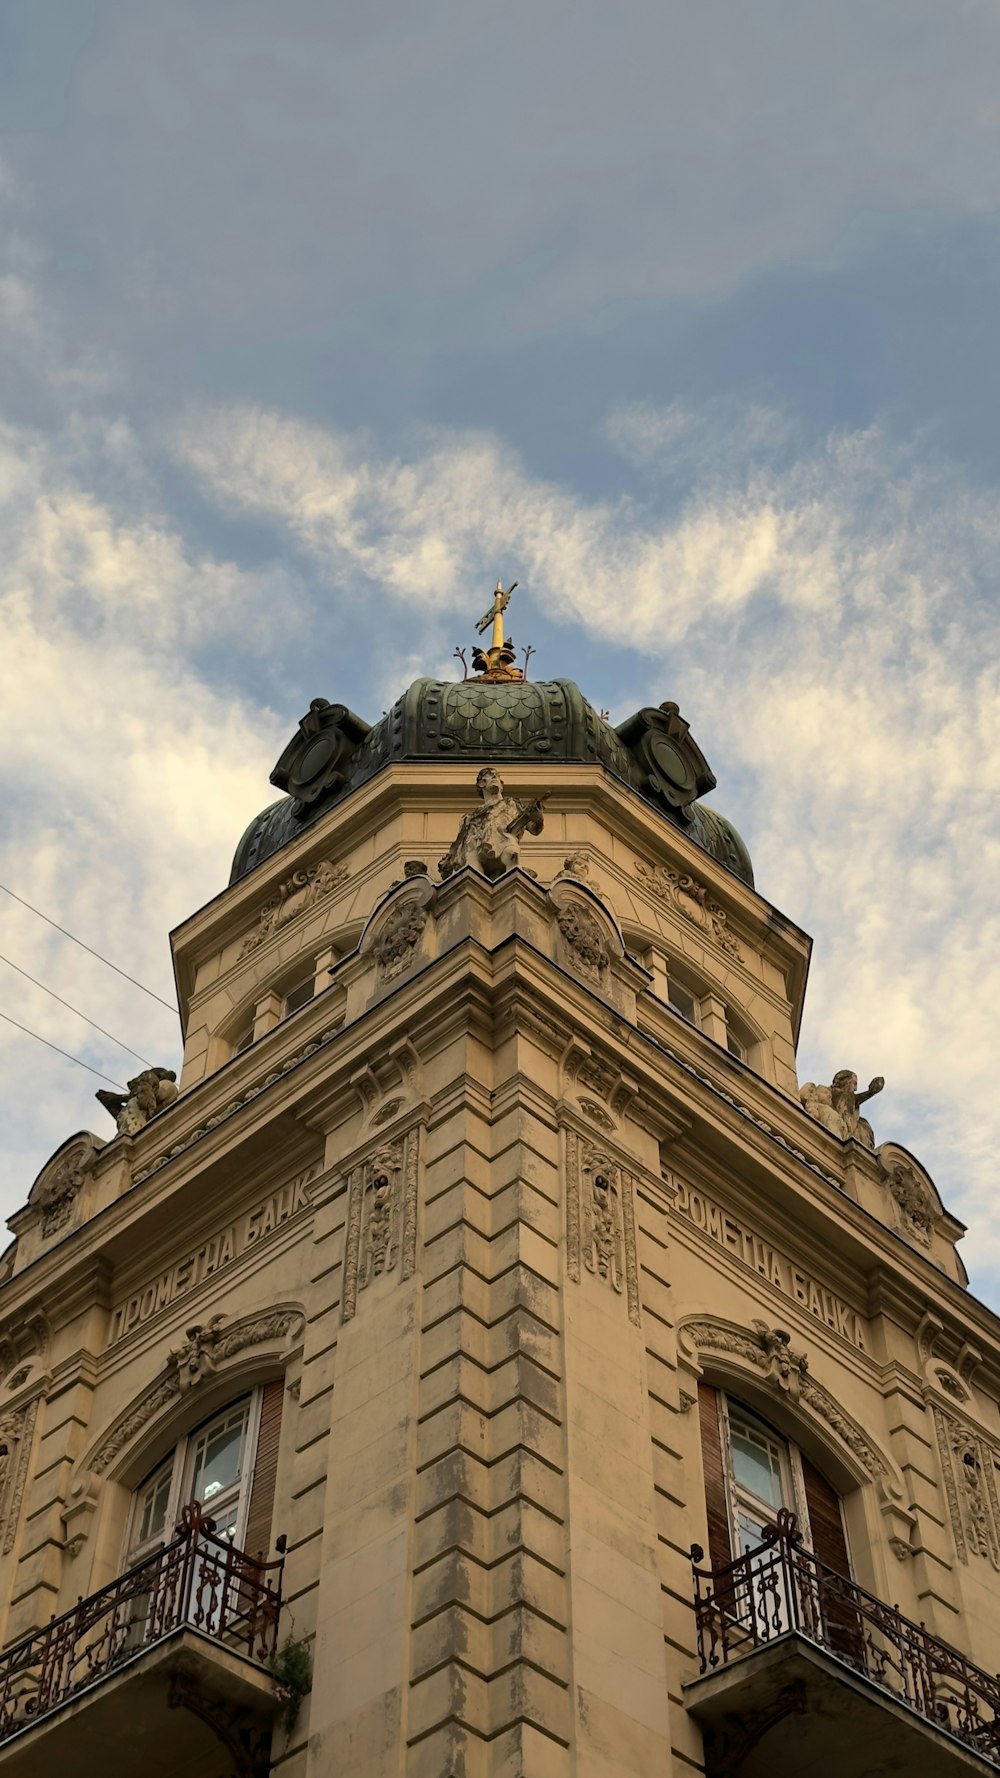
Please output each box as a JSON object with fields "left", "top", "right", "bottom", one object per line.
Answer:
{"left": 684, "top": 1632, "right": 1000, "bottom": 1778}
{"left": 0, "top": 1626, "right": 280, "bottom": 1778}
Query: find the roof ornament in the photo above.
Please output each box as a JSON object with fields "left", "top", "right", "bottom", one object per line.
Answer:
{"left": 455, "top": 579, "right": 529, "bottom": 684}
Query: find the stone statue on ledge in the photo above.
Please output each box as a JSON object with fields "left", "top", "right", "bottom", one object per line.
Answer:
{"left": 96, "top": 1067, "right": 178, "bottom": 1137}
{"left": 438, "top": 767, "right": 548, "bottom": 882}
{"left": 799, "top": 1069, "right": 884, "bottom": 1147}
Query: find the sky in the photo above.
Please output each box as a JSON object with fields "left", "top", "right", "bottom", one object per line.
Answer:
{"left": 0, "top": 1, "right": 998, "bottom": 1303}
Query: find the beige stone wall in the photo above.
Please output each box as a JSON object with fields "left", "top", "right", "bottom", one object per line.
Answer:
{"left": 0, "top": 764, "right": 998, "bottom": 1775}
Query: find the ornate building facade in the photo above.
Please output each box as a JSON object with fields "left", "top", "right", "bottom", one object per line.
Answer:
{"left": 0, "top": 597, "right": 996, "bottom": 1777}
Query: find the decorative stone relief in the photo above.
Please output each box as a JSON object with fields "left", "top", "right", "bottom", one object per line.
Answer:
{"left": 565, "top": 1131, "right": 639, "bottom": 1325}
{"left": 559, "top": 851, "right": 590, "bottom": 879}
{"left": 96, "top": 1067, "right": 178, "bottom": 1136}
{"left": 876, "top": 1143, "right": 937, "bottom": 1247}
{"left": 578, "top": 1097, "right": 616, "bottom": 1132}
{"left": 28, "top": 1133, "right": 103, "bottom": 1237}
{"left": 0, "top": 1399, "right": 38, "bottom": 1555}
{"left": 799, "top": 1070, "right": 884, "bottom": 1147}
{"left": 373, "top": 897, "right": 429, "bottom": 982}
{"left": 342, "top": 1130, "right": 420, "bottom": 1322}
{"left": 932, "top": 1404, "right": 1000, "bottom": 1568}
{"left": 169, "top": 1315, "right": 227, "bottom": 1391}
{"left": 240, "top": 857, "right": 349, "bottom": 956}
{"left": 0, "top": 1312, "right": 49, "bottom": 1381}
{"left": 438, "top": 767, "right": 547, "bottom": 881}
{"left": 88, "top": 1305, "right": 304, "bottom": 1476}
{"left": 555, "top": 901, "right": 610, "bottom": 986}
{"left": 352, "top": 1038, "right": 423, "bottom": 1130}
{"left": 634, "top": 858, "right": 740, "bottom": 959}
{"left": 677, "top": 1314, "right": 907, "bottom": 1519}
{"left": 751, "top": 1320, "right": 810, "bottom": 1400}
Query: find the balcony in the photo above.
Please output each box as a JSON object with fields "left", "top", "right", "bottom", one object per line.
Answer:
{"left": 0, "top": 1502, "right": 285, "bottom": 1778}
{"left": 686, "top": 1510, "right": 1000, "bottom": 1777}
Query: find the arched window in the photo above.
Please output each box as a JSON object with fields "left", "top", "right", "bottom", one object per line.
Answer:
{"left": 698, "top": 1383, "right": 852, "bottom": 1579}
{"left": 126, "top": 1383, "right": 284, "bottom": 1567}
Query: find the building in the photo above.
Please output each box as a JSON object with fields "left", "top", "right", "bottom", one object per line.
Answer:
{"left": 0, "top": 586, "right": 997, "bottom": 1778}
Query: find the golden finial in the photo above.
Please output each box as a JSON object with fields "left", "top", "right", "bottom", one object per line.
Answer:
{"left": 465, "top": 579, "right": 525, "bottom": 683}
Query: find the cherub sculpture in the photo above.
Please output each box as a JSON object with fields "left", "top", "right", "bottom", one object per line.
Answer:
{"left": 438, "top": 767, "right": 548, "bottom": 881}
{"left": 799, "top": 1069, "right": 884, "bottom": 1147}
{"left": 96, "top": 1066, "right": 178, "bottom": 1137}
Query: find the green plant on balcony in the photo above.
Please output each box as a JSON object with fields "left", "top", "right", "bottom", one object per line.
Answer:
{"left": 268, "top": 1634, "right": 313, "bottom": 1733}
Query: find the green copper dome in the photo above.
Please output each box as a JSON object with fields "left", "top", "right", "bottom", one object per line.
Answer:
{"left": 230, "top": 676, "right": 753, "bottom": 888}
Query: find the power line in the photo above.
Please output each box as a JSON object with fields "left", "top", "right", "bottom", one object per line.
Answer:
{"left": 0, "top": 951, "right": 153, "bottom": 1066}
{"left": 0, "top": 883, "right": 178, "bottom": 1014}
{"left": 0, "top": 1009, "right": 126, "bottom": 1089}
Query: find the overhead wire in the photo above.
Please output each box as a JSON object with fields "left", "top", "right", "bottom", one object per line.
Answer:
{"left": 0, "top": 882, "right": 179, "bottom": 1013}
{"left": 0, "top": 1009, "right": 126, "bottom": 1089}
{"left": 0, "top": 951, "right": 153, "bottom": 1066}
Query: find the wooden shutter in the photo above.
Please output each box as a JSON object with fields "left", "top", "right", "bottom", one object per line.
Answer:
{"left": 802, "top": 1455, "right": 850, "bottom": 1577}
{"left": 801, "top": 1453, "right": 860, "bottom": 1660}
{"left": 244, "top": 1380, "right": 284, "bottom": 1561}
{"left": 698, "top": 1383, "right": 733, "bottom": 1575}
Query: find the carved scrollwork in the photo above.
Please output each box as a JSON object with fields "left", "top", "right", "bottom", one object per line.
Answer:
{"left": 876, "top": 1143, "right": 938, "bottom": 1247}
{"left": 373, "top": 899, "right": 428, "bottom": 982}
{"left": 634, "top": 859, "right": 740, "bottom": 958}
{"left": 27, "top": 1135, "right": 103, "bottom": 1236}
{"left": 342, "top": 1130, "right": 420, "bottom": 1322}
{"left": 565, "top": 1131, "right": 639, "bottom": 1325}
{"left": 678, "top": 1315, "right": 897, "bottom": 1494}
{"left": 240, "top": 857, "right": 349, "bottom": 957}
{"left": 89, "top": 1306, "right": 304, "bottom": 1476}
{"left": 0, "top": 1399, "right": 38, "bottom": 1555}
{"left": 932, "top": 1403, "right": 1000, "bottom": 1569}
{"left": 555, "top": 901, "right": 610, "bottom": 984}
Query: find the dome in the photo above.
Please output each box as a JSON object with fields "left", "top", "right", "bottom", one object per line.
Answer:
{"left": 230, "top": 675, "right": 754, "bottom": 888}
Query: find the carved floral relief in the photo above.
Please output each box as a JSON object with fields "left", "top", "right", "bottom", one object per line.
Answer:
{"left": 932, "top": 1404, "right": 1000, "bottom": 1569}
{"left": 555, "top": 902, "right": 610, "bottom": 985}
{"left": 566, "top": 1131, "right": 639, "bottom": 1325}
{"left": 28, "top": 1135, "right": 103, "bottom": 1237}
{"left": 342, "top": 1130, "right": 420, "bottom": 1322}
{"left": 634, "top": 859, "right": 740, "bottom": 959}
{"left": 240, "top": 858, "right": 349, "bottom": 957}
{"left": 372, "top": 899, "right": 428, "bottom": 982}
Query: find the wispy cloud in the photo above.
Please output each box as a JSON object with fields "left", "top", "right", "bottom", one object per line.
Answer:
{"left": 173, "top": 399, "right": 1000, "bottom": 1291}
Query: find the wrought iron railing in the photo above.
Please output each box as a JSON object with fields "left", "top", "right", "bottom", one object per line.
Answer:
{"left": 691, "top": 1508, "right": 1000, "bottom": 1764}
{"left": 0, "top": 1501, "right": 285, "bottom": 1743}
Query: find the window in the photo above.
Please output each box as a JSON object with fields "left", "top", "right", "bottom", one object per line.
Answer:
{"left": 699, "top": 1385, "right": 851, "bottom": 1579}
{"left": 234, "top": 1027, "right": 255, "bottom": 1055}
{"left": 126, "top": 1396, "right": 257, "bottom": 1568}
{"left": 726, "top": 1032, "right": 745, "bottom": 1061}
{"left": 283, "top": 976, "right": 315, "bottom": 1017}
{"left": 667, "top": 979, "right": 698, "bottom": 1023}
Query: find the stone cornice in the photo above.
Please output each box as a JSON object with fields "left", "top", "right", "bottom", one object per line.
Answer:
{"left": 4, "top": 898, "right": 998, "bottom": 1387}
{"left": 170, "top": 761, "right": 811, "bottom": 1027}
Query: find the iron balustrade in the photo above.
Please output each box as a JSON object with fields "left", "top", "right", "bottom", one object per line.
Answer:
{"left": 0, "top": 1501, "right": 285, "bottom": 1743}
{"left": 690, "top": 1508, "right": 1000, "bottom": 1764}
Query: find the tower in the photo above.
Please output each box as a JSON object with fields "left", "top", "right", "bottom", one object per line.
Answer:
{"left": 0, "top": 591, "right": 997, "bottom": 1778}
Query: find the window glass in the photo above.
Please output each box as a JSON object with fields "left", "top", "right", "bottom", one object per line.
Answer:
{"left": 667, "top": 981, "right": 697, "bottom": 1023}
{"left": 284, "top": 976, "right": 314, "bottom": 1016}
{"left": 235, "top": 1027, "right": 254, "bottom": 1054}
{"left": 189, "top": 1403, "right": 249, "bottom": 1507}
{"left": 729, "top": 1413, "right": 786, "bottom": 1512}
{"left": 726, "top": 1032, "right": 744, "bottom": 1060}
{"left": 135, "top": 1462, "right": 172, "bottom": 1548}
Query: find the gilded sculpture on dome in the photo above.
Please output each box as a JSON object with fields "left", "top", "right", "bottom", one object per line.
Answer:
{"left": 465, "top": 579, "right": 525, "bottom": 683}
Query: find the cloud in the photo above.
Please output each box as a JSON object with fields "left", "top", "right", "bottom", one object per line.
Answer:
{"left": 0, "top": 410, "right": 301, "bottom": 1217}
{"left": 174, "top": 398, "right": 1000, "bottom": 1294}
